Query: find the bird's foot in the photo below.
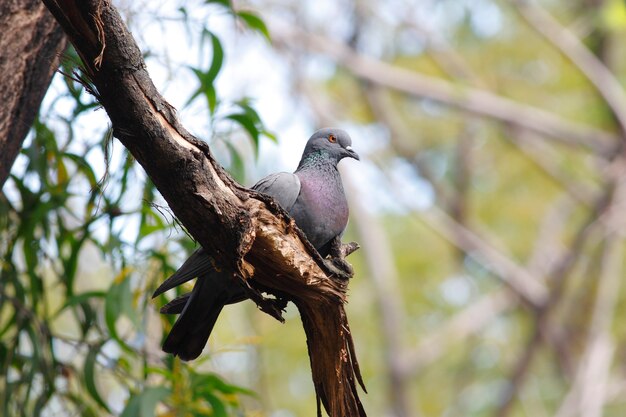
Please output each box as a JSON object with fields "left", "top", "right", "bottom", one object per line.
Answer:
{"left": 325, "top": 241, "right": 360, "bottom": 281}
{"left": 325, "top": 258, "right": 354, "bottom": 280}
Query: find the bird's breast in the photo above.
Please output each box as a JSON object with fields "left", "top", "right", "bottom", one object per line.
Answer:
{"left": 289, "top": 173, "right": 349, "bottom": 251}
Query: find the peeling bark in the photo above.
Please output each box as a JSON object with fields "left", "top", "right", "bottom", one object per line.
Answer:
{"left": 0, "top": 0, "right": 66, "bottom": 187}
{"left": 40, "top": 1, "right": 366, "bottom": 415}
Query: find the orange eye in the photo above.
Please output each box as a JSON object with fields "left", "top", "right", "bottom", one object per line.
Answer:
{"left": 328, "top": 134, "right": 337, "bottom": 143}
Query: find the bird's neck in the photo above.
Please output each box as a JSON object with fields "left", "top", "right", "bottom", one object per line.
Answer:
{"left": 296, "top": 150, "right": 338, "bottom": 172}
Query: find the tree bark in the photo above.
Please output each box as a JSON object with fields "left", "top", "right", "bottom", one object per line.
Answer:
{"left": 0, "top": 0, "right": 66, "bottom": 187}
{"left": 40, "top": 1, "right": 365, "bottom": 416}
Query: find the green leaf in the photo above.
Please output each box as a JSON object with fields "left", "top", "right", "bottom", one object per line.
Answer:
{"left": 224, "top": 141, "right": 245, "bottom": 182}
{"left": 186, "top": 69, "right": 219, "bottom": 113}
{"left": 205, "top": 84, "right": 217, "bottom": 114}
{"left": 262, "top": 129, "right": 278, "bottom": 143}
{"left": 186, "top": 31, "right": 223, "bottom": 113}
{"left": 205, "top": 0, "right": 232, "bottom": 8}
{"left": 137, "top": 210, "right": 165, "bottom": 242}
{"left": 56, "top": 291, "right": 106, "bottom": 317}
{"left": 119, "top": 393, "right": 140, "bottom": 417}
{"left": 191, "top": 372, "right": 255, "bottom": 397}
{"left": 140, "top": 387, "right": 171, "bottom": 417}
{"left": 121, "top": 387, "right": 170, "bottom": 417}
{"left": 205, "top": 31, "right": 224, "bottom": 85}
{"left": 205, "top": 392, "right": 228, "bottom": 417}
{"left": 237, "top": 11, "right": 271, "bottom": 41}
{"left": 104, "top": 271, "right": 136, "bottom": 351}
{"left": 59, "top": 231, "right": 91, "bottom": 296}
{"left": 62, "top": 152, "right": 99, "bottom": 188}
{"left": 64, "top": 393, "right": 99, "bottom": 417}
{"left": 83, "top": 342, "right": 111, "bottom": 412}
{"left": 226, "top": 113, "right": 260, "bottom": 157}
{"left": 235, "top": 99, "right": 262, "bottom": 122}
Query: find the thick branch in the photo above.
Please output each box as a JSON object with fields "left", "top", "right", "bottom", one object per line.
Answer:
{"left": 41, "top": 1, "right": 365, "bottom": 415}
{"left": 0, "top": 0, "right": 66, "bottom": 187}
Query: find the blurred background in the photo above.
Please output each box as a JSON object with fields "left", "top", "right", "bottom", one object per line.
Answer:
{"left": 2, "top": 0, "right": 626, "bottom": 416}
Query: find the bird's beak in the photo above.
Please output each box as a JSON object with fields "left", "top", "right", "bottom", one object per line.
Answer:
{"left": 344, "top": 145, "right": 360, "bottom": 161}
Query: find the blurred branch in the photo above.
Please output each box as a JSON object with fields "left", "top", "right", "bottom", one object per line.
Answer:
{"left": 525, "top": 197, "right": 572, "bottom": 280}
{"left": 363, "top": 85, "right": 453, "bottom": 207}
{"left": 403, "top": 289, "right": 515, "bottom": 374}
{"left": 416, "top": 207, "right": 548, "bottom": 307}
{"left": 402, "top": 197, "right": 572, "bottom": 378}
{"left": 413, "top": 205, "right": 575, "bottom": 379}
{"left": 397, "top": 13, "right": 489, "bottom": 88}
{"left": 554, "top": 175, "right": 626, "bottom": 417}
{"left": 509, "top": 130, "right": 598, "bottom": 206}
{"left": 494, "top": 169, "right": 618, "bottom": 417}
{"left": 555, "top": 236, "right": 620, "bottom": 417}
{"left": 514, "top": 0, "right": 626, "bottom": 137}
{"left": 450, "top": 127, "right": 474, "bottom": 230}
{"left": 367, "top": 83, "right": 599, "bottom": 211}
{"left": 270, "top": 23, "right": 619, "bottom": 156}
{"left": 365, "top": 84, "right": 477, "bottom": 232}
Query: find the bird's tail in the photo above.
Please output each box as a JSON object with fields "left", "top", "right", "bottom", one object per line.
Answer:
{"left": 154, "top": 248, "right": 247, "bottom": 361}
{"left": 162, "top": 274, "right": 228, "bottom": 361}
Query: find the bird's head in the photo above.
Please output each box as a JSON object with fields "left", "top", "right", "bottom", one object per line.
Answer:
{"left": 302, "top": 128, "right": 360, "bottom": 163}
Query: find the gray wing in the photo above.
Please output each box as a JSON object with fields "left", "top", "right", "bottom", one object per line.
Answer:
{"left": 252, "top": 172, "right": 301, "bottom": 212}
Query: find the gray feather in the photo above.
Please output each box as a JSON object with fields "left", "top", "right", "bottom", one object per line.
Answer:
{"left": 152, "top": 248, "right": 213, "bottom": 298}
{"left": 252, "top": 172, "right": 301, "bottom": 211}
{"left": 160, "top": 293, "right": 190, "bottom": 314}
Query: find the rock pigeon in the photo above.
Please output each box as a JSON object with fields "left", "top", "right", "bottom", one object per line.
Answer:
{"left": 153, "top": 128, "right": 359, "bottom": 360}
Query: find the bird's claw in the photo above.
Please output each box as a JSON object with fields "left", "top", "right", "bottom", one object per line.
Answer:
{"left": 324, "top": 240, "right": 359, "bottom": 281}
{"left": 328, "top": 258, "right": 354, "bottom": 280}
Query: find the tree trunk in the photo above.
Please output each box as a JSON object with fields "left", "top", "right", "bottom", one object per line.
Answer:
{"left": 0, "top": 0, "right": 66, "bottom": 187}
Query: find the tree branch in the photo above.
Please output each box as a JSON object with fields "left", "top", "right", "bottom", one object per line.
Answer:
{"left": 515, "top": 0, "right": 626, "bottom": 137}
{"left": 404, "top": 288, "right": 515, "bottom": 374}
{"left": 270, "top": 24, "right": 619, "bottom": 157}
{"left": 40, "top": 1, "right": 365, "bottom": 415}
{"left": 417, "top": 207, "right": 549, "bottom": 308}
{"left": 494, "top": 174, "right": 617, "bottom": 417}
{"left": 554, "top": 177, "right": 625, "bottom": 417}
{"left": 0, "top": 0, "right": 66, "bottom": 187}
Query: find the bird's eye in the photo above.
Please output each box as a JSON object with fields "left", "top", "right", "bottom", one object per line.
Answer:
{"left": 328, "top": 134, "right": 337, "bottom": 143}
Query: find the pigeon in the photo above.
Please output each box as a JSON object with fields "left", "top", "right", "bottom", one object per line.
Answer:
{"left": 153, "top": 128, "right": 359, "bottom": 360}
